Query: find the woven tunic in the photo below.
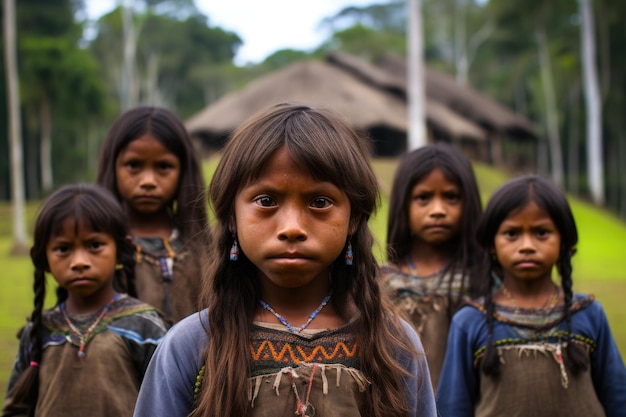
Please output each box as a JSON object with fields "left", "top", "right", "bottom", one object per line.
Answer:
{"left": 4, "top": 295, "right": 168, "bottom": 417}
{"left": 133, "top": 310, "right": 437, "bottom": 417}
{"left": 381, "top": 263, "right": 465, "bottom": 390}
{"left": 436, "top": 294, "right": 626, "bottom": 417}
{"left": 133, "top": 229, "right": 203, "bottom": 324}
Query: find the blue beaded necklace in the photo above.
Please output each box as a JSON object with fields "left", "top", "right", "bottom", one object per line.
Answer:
{"left": 259, "top": 292, "right": 332, "bottom": 334}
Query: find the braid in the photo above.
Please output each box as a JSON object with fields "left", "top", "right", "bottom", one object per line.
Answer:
{"left": 121, "top": 263, "right": 137, "bottom": 297}
{"left": 481, "top": 257, "right": 501, "bottom": 376}
{"left": 560, "top": 251, "right": 588, "bottom": 373}
{"left": 115, "top": 239, "right": 137, "bottom": 297}
{"left": 3, "top": 269, "right": 47, "bottom": 416}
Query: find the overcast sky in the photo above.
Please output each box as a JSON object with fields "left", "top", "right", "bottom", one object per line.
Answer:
{"left": 86, "top": 0, "right": 381, "bottom": 65}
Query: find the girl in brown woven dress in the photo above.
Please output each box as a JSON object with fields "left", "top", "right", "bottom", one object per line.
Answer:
{"left": 96, "top": 106, "right": 209, "bottom": 324}
{"left": 3, "top": 184, "right": 167, "bottom": 417}
{"left": 437, "top": 174, "right": 626, "bottom": 417}
{"left": 381, "top": 143, "right": 487, "bottom": 390}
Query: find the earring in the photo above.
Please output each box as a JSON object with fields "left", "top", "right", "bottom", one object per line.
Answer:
{"left": 171, "top": 200, "right": 178, "bottom": 215}
{"left": 345, "top": 241, "right": 353, "bottom": 265}
{"left": 229, "top": 237, "right": 239, "bottom": 261}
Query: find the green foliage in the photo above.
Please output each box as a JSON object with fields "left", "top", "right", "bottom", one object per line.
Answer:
{"left": 89, "top": 6, "right": 242, "bottom": 118}
{"left": 318, "top": 24, "right": 406, "bottom": 62}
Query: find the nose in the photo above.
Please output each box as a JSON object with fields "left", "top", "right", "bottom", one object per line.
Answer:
{"left": 70, "top": 249, "right": 91, "bottom": 272}
{"left": 277, "top": 205, "right": 307, "bottom": 241}
{"left": 518, "top": 233, "right": 536, "bottom": 253}
{"left": 139, "top": 170, "right": 157, "bottom": 189}
{"left": 429, "top": 197, "right": 447, "bottom": 218}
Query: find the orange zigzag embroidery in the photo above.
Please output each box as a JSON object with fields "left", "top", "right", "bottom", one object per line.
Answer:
{"left": 249, "top": 340, "right": 358, "bottom": 363}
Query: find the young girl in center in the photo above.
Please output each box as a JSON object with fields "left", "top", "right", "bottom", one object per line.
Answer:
{"left": 133, "top": 103, "right": 437, "bottom": 417}
{"left": 382, "top": 143, "right": 486, "bottom": 390}
{"left": 436, "top": 174, "right": 626, "bottom": 417}
{"left": 3, "top": 184, "right": 168, "bottom": 417}
{"left": 96, "top": 106, "right": 209, "bottom": 324}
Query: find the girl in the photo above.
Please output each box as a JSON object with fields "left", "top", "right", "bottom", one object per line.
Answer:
{"left": 436, "top": 175, "right": 626, "bottom": 417}
{"left": 96, "top": 106, "right": 209, "bottom": 324}
{"left": 133, "top": 103, "right": 437, "bottom": 417}
{"left": 382, "top": 143, "right": 486, "bottom": 390}
{"left": 3, "top": 184, "right": 168, "bottom": 417}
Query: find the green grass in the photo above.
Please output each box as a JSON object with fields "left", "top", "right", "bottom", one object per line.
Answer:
{"left": 1, "top": 158, "right": 625, "bottom": 404}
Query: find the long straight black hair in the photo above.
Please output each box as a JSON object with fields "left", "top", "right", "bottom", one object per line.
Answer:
{"left": 194, "top": 102, "right": 417, "bottom": 417}
{"left": 386, "top": 142, "right": 486, "bottom": 301}
{"left": 96, "top": 106, "right": 208, "bottom": 243}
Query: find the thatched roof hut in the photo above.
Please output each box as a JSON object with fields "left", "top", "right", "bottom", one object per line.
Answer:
{"left": 186, "top": 58, "right": 487, "bottom": 156}
{"left": 186, "top": 60, "right": 408, "bottom": 155}
{"left": 376, "top": 52, "right": 540, "bottom": 167}
{"left": 374, "top": 52, "right": 538, "bottom": 138}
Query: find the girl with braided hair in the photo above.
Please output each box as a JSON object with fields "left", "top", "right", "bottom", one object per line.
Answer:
{"left": 436, "top": 174, "right": 626, "bottom": 417}
{"left": 3, "top": 184, "right": 167, "bottom": 417}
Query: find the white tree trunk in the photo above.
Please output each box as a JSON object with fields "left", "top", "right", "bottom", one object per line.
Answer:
{"left": 407, "top": 0, "right": 426, "bottom": 150}
{"left": 454, "top": 0, "right": 468, "bottom": 85}
{"left": 567, "top": 86, "right": 580, "bottom": 196}
{"left": 3, "top": 0, "right": 28, "bottom": 253}
{"left": 579, "top": 0, "right": 604, "bottom": 205}
{"left": 121, "top": 0, "right": 138, "bottom": 110}
{"left": 536, "top": 28, "right": 564, "bottom": 188}
{"left": 40, "top": 93, "right": 53, "bottom": 192}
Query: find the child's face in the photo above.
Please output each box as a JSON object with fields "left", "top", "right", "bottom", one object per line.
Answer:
{"left": 46, "top": 218, "right": 117, "bottom": 311}
{"left": 115, "top": 134, "right": 181, "bottom": 215}
{"left": 234, "top": 146, "right": 352, "bottom": 292}
{"left": 493, "top": 201, "right": 561, "bottom": 284}
{"left": 408, "top": 168, "right": 462, "bottom": 247}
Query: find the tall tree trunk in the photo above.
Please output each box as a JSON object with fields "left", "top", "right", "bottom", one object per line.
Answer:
{"left": 40, "top": 92, "right": 53, "bottom": 193}
{"left": 144, "top": 52, "right": 160, "bottom": 105}
{"left": 454, "top": 0, "right": 468, "bottom": 85}
{"left": 3, "top": 0, "right": 28, "bottom": 254}
{"left": 453, "top": 0, "right": 492, "bottom": 86}
{"left": 121, "top": 0, "right": 138, "bottom": 110}
{"left": 535, "top": 28, "right": 564, "bottom": 188}
{"left": 567, "top": 86, "right": 580, "bottom": 197}
{"left": 407, "top": 0, "right": 426, "bottom": 150}
{"left": 579, "top": 0, "right": 604, "bottom": 205}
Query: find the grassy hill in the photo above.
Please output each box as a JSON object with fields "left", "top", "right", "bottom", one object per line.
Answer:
{"left": 1, "top": 157, "right": 625, "bottom": 403}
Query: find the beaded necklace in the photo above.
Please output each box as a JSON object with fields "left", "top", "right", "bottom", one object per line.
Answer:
{"left": 259, "top": 292, "right": 332, "bottom": 334}
{"left": 61, "top": 293, "right": 120, "bottom": 359}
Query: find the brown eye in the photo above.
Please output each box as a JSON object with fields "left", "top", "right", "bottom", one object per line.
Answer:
{"left": 254, "top": 196, "right": 276, "bottom": 207}
{"left": 311, "top": 198, "right": 331, "bottom": 209}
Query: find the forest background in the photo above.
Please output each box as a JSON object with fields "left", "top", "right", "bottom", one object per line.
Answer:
{"left": 1, "top": 0, "right": 626, "bottom": 401}
{"left": 1, "top": 0, "right": 625, "bottom": 219}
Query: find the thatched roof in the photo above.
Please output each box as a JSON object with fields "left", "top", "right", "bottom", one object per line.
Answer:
{"left": 374, "top": 52, "right": 539, "bottom": 138}
{"left": 185, "top": 59, "right": 407, "bottom": 136}
{"left": 186, "top": 58, "right": 487, "bottom": 146}
{"left": 326, "top": 51, "right": 486, "bottom": 141}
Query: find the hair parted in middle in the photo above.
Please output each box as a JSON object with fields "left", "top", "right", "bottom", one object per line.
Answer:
{"left": 476, "top": 174, "right": 587, "bottom": 376}
{"left": 386, "top": 142, "right": 486, "bottom": 299}
{"left": 195, "top": 102, "right": 416, "bottom": 417}
{"left": 95, "top": 105, "right": 208, "bottom": 242}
